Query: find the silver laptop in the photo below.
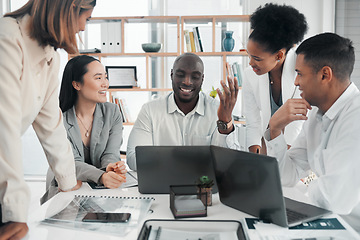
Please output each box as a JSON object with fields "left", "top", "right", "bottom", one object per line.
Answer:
{"left": 210, "top": 145, "right": 331, "bottom": 227}
{"left": 136, "top": 146, "right": 218, "bottom": 194}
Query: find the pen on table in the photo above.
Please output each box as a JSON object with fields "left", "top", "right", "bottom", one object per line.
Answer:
{"left": 145, "top": 225, "right": 152, "bottom": 240}
{"left": 155, "top": 226, "right": 162, "bottom": 240}
{"left": 291, "top": 85, "right": 298, "bottom": 99}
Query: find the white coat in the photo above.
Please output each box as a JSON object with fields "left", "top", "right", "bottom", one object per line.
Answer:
{"left": 243, "top": 48, "right": 304, "bottom": 149}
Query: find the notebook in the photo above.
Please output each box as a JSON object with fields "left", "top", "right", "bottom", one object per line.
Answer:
{"left": 42, "top": 195, "right": 153, "bottom": 236}
{"left": 210, "top": 145, "right": 331, "bottom": 227}
{"left": 135, "top": 146, "right": 218, "bottom": 194}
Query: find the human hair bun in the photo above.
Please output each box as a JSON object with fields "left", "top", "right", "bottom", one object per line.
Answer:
{"left": 250, "top": 3, "right": 308, "bottom": 53}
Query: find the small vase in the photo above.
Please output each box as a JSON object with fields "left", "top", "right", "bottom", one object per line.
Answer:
{"left": 222, "top": 31, "right": 235, "bottom": 52}
{"left": 198, "top": 187, "right": 212, "bottom": 206}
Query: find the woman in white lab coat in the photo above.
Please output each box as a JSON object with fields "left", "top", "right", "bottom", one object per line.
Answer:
{"left": 243, "top": 3, "right": 308, "bottom": 154}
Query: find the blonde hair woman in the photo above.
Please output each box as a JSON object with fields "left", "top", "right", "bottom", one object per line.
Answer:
{"left": 0, "top": 0, "right": 96, "bottom": 238}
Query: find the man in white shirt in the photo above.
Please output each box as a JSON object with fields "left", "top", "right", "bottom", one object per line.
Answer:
{"left": 265, "top": 33, "right": 360, "bottom": 232}
{"left": 127, "top": 53, "right": 240, "bottom": 170}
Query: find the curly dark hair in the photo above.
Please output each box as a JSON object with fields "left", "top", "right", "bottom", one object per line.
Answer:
{"left": 249, "top": 3, "right": 308, "bottom": 53}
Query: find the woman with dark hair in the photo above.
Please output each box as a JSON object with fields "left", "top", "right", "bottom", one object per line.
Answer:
{"left": 243, "top": 3, "right": 308, "bottom": 154}
{"left": 44, "top": 55, "right": 127, "bottom": 202}
{"left": 0, "top": 0, "right": 96, "bottom": 238}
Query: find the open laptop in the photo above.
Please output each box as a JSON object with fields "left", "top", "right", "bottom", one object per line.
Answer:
{"left": 210, "top": 145, "right": 331, "bottom": 227}
{"left": 136, "top": 146, "right": 218, "bottom": 194}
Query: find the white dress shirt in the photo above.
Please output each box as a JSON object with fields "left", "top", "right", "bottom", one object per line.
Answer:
{"left": 127, "top": 92, "right": 241, "bottom": 170}
{"left": 243, "top": 48, "right": 304, "bottom": 149}
{"left": 0, "top": 15, "right": 77, "bottom": 222}
{"left": 265, "top": 83, "right": 360, "bottom": 232}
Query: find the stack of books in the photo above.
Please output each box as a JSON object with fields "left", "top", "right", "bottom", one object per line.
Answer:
{"left": 184, "top": 27, "right": 203, "bottom": 52}
{"left": 231, "top": 62, "right": 244, "bottom": 87}
{"left": 113, "top": 96, "right": 132, "bottom": 123}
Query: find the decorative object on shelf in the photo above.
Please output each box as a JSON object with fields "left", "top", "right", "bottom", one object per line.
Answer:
{"left": 141, "top": 43, "right": 162, "bottom": 52}
{"left": 105, "top": 66, "right": 137, "bottom": 88}
{"left": 196, "top": 175, "right": 214, "bottom": 206}
{"left": 222, "top": 31, "right": 235, "bottom": 52}
{"left": 209, "top": 86, "right": 218, "bottom": 98}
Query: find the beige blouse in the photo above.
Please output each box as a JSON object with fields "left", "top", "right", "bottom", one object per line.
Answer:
{"left": 0, "top": 15, "right": 77, "bottom": 222}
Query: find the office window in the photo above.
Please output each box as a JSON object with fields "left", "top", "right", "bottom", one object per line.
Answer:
{"left": 1, "top": 0, "right": 26, "bottom": 14}
{"left": 336, "top": 0, "right": 360, "bottom": 87}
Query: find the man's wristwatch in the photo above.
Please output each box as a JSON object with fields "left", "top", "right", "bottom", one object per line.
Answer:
{"left": 217, "top": 119, "right": 233, "bottom": 131}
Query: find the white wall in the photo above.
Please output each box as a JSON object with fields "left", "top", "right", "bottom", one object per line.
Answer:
{"left": 247, "top": 0, "right": 335, "bottom": 39}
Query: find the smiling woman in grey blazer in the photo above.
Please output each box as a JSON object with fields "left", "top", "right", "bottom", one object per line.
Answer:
{"left": 44, "top": 55, "right": 127, "bottom": 201}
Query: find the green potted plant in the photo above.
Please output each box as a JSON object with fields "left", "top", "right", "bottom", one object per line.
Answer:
{"left": 196, "top": 176, "right": 214, "bottom": 206}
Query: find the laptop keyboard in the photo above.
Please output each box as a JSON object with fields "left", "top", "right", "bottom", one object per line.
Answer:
{"left": 286, "top": 208, "right": 309, "bottom": 223}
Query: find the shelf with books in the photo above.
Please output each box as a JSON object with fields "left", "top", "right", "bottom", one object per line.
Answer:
{"left": 181, "top": 15, "right": 250, "bottom": 53}
{"left": 71, "top": 16, "right": 180, "bottom": 106}
{"left": 72, "top": 15, "right": 249, "bottom": 130}
{"left": 181, "top": 15, "right": 250, "bottom": 82}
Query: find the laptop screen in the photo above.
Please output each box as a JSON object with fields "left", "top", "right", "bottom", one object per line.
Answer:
{"left": 210, "top": 145, "right": 331, "bottom": 227}
{"left": 210, "top": 145, "right": 288, "bottom": 227}
{"left": 136, "top": 146, "right": 218, "bottom": 194}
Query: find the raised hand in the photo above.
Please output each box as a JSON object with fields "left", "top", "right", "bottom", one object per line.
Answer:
{"left": 216, "top": 62, "right": 239, "bottom": 134}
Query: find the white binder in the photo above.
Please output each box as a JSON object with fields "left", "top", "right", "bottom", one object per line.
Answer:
{"left": 114, "top": 21, "right": 122, "bottom": 53}
{"left": 100, "top": 22, "right": 109, "bottom": 53}
{"left": 107, "top": 22, "right": 116, "bottom": 53}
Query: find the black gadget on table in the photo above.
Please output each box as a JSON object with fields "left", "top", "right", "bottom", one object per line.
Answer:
{"left": 82, "top": 212, "right": 131, "bottom": 223}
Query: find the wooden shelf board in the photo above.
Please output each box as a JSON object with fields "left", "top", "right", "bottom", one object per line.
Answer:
{"left": 89, "top": 15, "right": 249, "bottom": 24}
{"left": 122, "top": 52, "right": 179, "bottom": 57}
{"left": 182, "top": 15, "right": 250, "bottom": 24}
{"left": 70, "top": 51, "right": 246, "bottom": 58}
{"left": 88, "top": 16, "right": 179, "bottom": 24}
{"left": 124, "top": 16, "right": 179, "bottom": 24}
{"left": 69, "top": 52, "right": 179, "bottom": 58}
{"left": 189, "top": 51, "right": 248, "bottom": 56}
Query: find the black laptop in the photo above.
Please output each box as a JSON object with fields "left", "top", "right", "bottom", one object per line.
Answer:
{"left": 210, "top": 145, "right": 331, "bottom": 227}
{"left": 136, "top": 146, "right": 218, "bottom": 194}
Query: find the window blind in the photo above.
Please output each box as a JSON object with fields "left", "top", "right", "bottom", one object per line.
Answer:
{"left": 336, "top": 0, "right": 360, "bottom": 87}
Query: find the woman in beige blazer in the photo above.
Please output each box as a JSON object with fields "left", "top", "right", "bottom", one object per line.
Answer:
{"left": 0, "top": 0, "right": 96, "bottom": 238}
{"left": 243, "top": 3, "right": 308, "bottom": 154}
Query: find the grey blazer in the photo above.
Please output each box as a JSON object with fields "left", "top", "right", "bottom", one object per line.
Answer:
{"left": 64, "top": 102, "right": 123, "bottom": 183}
{"left": 43, "top": 102, "right": 123, "bottom": 201}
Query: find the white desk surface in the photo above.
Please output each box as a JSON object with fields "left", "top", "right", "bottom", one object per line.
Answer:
{"left": 24, "top": 182, "right": 360, "bottom": 240}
